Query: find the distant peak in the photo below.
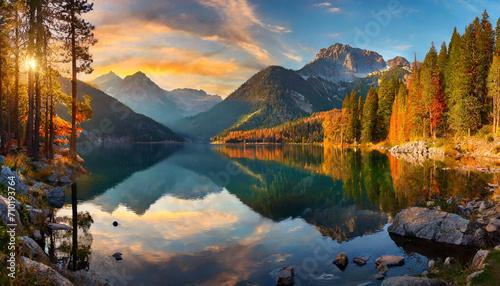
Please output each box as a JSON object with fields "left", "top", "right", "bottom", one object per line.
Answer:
{"left": 314, "top": 43, "right": 381, "bottom": 61}
{"left": 106, "top": 71, "right": 117, "bottom": 76}
{"left": 125, "top": 71, "right": 151, "bottom": 82}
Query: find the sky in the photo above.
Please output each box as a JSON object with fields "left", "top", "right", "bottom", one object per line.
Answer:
{"left": 82, "top": 0, "right": 500, "bottom": 98}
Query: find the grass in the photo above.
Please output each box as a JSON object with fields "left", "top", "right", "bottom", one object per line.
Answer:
{"left": 471, "top": 250, "right": 500, "bottom": 286}
{"left": 426, "top": 261, "right": 475, "bottom": 285}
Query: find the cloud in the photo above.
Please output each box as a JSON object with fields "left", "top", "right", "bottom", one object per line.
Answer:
{"left": 327, "top": 7, "right": 341, "bottom": 13}
{"left": 313, "top": 2, "right": 331, "bottom": 7}
{"left": 283, "top": 53, "right": 303, "bottom": 62}
{"left": 394, "top": 45, "right": 414, "bottom": 50}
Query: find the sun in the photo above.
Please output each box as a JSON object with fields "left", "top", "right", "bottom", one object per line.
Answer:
{"left": 26, "top": 58, "right": 36, "bottom": 70}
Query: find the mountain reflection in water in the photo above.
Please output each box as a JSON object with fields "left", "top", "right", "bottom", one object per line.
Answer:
{"left": 54, "top": 143, "right": 492, "bottom": 285}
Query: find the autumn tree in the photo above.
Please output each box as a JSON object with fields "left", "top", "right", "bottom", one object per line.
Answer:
{"left": 56, "top": 0, "right": 96, "bottom": 160}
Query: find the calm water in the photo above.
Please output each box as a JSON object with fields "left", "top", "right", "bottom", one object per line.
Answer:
{"left": 54, "top": 144, "right": 494, "bottom": 286}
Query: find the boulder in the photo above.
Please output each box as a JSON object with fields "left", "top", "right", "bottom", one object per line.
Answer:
{"left": 47, "top": 187, "right": 65, "bottom": 208}
{"left": 0, "top": 155, "right": 4, "bottom": 165}
{"left": 333, "top": 252, "right": 348, "bottom": 270}
{"left": 21, "top": 257, "right": 73, "bottom": 286}
{"left": 32, "top": 161, "right": 50, "bottom": 171}
{"left": 353, "top": 256, "right": 370, "bottom": 266}
{"left": 388, "top": 207, "right": 470, "bottom": 245}
{"left": 381, "top": 275, "right": 446, "bottom": 286}
{"left": 375, "top": 255, "right": 405, "bottom": 268}
{"left": 0, "top": 166, "right": 29, "bottom": 195}
{"left": 21, "top": 236, "right": 50, "bottom": 264}
{"left": 47, "top": 222, "right": 72, "bottom": 231}
{"left": 0, "top": 195, "right": 23, "bottom": 233}
{"left": 47, "top": 173, "right": 58, "bottom": 183}
{"left": 33, "top": 230, "right": 42, "bottom": 240}
{"left": 28, "top": 208, "right": 43, "bottom": 224}
{"left": 59, "top": 176, "right": 72, "bottom": 185}
{"left": 444, "top": 257, "right": 454, "bottom": 266}
{"left": 272, "top": 266, "right": 294, "bottom": 286}
{"left": 428, "top": 260, "right": 435, "bottom": 269}
{"left": 471, "top": 249, "right": 490, "bottom": 270}
{"left": 466, "top": 270, "right": 484, "bottom": 285}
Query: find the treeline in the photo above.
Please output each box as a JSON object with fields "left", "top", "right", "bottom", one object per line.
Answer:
{"left": 215, "top": 110, "right": 341, "bottom": 144}
{"left": 0, "top": 0, "right": 96, "bottom": 160}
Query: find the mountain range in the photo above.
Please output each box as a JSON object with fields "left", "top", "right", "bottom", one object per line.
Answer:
{"left": 180, "top": 43, "right": 408, "bottom": 139}
{"left": 90, "top": 71, "right": 222, "bottom": 127}
{"left": 81, "top": 43, "right": 409, "bottom": 141}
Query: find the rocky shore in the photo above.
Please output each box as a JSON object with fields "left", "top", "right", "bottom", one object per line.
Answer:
{"left": 0, "top": 150, "right": 110, "bottom": 285}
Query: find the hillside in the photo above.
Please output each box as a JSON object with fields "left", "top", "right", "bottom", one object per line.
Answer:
{"left": 179, "top": 66, "right": 340, "bottom": 139}
{"left": 57, "top": 78, "right": 182, "bottom": 142}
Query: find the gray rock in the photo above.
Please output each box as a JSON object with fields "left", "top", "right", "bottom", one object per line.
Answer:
{"left": 388, "top": 207, "right": 470, "bottom": 245}
{"left": 47, "top": 187, "right": 65, "bottom": 208}
{"left": 375, "top": 255, "right": 405, "bottom": 268}
{"left": 375, "top": 273, "right": 386, "bottom": 280}
{"left": 21, "top": 257, "right": 73, "bottom": 286}
{"left": 59, "top": 176, "right": 72, "bottom": 185}
{"left": 381, "top": 275, "right": 446, "bottom": 286}
{"left": 32, "top": 161, "right": 50, "bottom": 171}
{"left": 0, "top": 166, "right": 29, "bottom": 195}
{"left": 0, "top": 155, "right": 4, "bottom": 165}
{"left": 65, "top": 169, "right": 72, "bottom": 177}
{"left": 0, "top": 195, "right": 23, "bottom": 233}
{"left": 471, "top": 249, "right": 490, "bottom": 270}
{"left": 21, "top": 236, "right": 50, "bottom": 263}
{"left": 112, "top": 252, "right": 123, "bottom": 260}
{"left": 467, "top": 270, "right": 484, "bottom": 285}
{"left": 333, "top": 252, "right": 348, "bottom": 270}
{"left": 353, "top": 256, "right": 370, "bottom": 266}
{"left": 33, "top": 230, "right": 42, "bottom": 240}
{"left": 272, "top": 266, "right": 294, "bottom": 286}
{"left": 47, "top": 173, "right": 58, "bottom": 183}
{"left": 28, "top": 208, "right": 43, "bottom": 224}
{"left": 47, "top": 222, "right": 72, "bottom": 231}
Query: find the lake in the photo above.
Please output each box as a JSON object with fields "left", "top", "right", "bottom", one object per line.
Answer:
{"left": 54, "top": 143, "right": 493, "bottom": 286}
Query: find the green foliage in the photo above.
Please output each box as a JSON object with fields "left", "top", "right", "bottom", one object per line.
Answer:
{"left": 361, "top": 86, "right": 378, "bottom": 143}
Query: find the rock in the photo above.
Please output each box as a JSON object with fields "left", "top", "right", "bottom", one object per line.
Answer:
{"left": 113, "top": 221, "right": 118, "bottom": 227}
{"left": 47, "top": 173, "right": 58, "bottom": 183}
{"left": 47, "top": 187, "right": 65, "bottom": 208}
{"left": 381, "top": 275, "right": 447, "bottom": 286}
{"left": 47, "top": 222, "right": 72, "bottom": 231}
{"left": 353, "top": 256, "right": 370, "bottom": 266}
{"left": 486, "top": 223, "right": 497, "bottom": 232}
{"left": 458, "top": 205, "right": 473, "bottom": 217}
{"left": 388, "top": 207, "right": 470, "bottom": 245}
{"left": 375, "top": 273, "right": 386, "bottom": 280}
{"left": 0, "top": 166, "right": 29, "bottom": 195}
{"left": 0, "top": 195, "right": 23, "bottom": 233}
{"left": 428, "top": 260, "right": 435, "bottom": 269}
{"left": 65, "top": 169, "right": 72, "bottom": 176}
{"left": 273, "top": 266, "right": 294, "bottom": 286}
{"left": 246, "top": 282, "right": 260, "bottom": 286}
{"left": 21, "top": 236, "right": 50, "bottom": 264}
{"left": 32, "top": 161, "right": 50, "bottom": 171}
{"left": 467, "top": 270, "right": 484, "bottom": 285}
{"left": 495, "top": 245, "right": 500, "bottom": 250}
{"left": 21, "top": 257, "right": 73, "bottom": 286}
{"left": 471, "top": 249, "right": 490, "bottom": 270}
{"left": 112, "top": 252, "right": 123, "bottom": 261}
{"left": 375, "top": 255, "right": 405, "bottom": 268}
{"left": 479, "top": 200, "right": 493, "bottom": 211}
{"left": 0, "top": 155, "right": 4, "bottom": 165}
{"left": 28, "top": 208, "right": 43, "bottom": 224}
{"left": 444, "top": 257, "right": 454, "bottom": 266}
{"left": 333, "top": 252, "right": 348, "bottom": 270}
{"left": 33, "top": 230, "right": 42, "bottom": 240}
{"left": 59, "top": 176, "right": 72, "bottom": 185}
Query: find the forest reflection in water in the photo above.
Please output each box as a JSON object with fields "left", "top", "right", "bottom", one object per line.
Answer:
{"left": 51, "top": 143, "right": 497, "bottom": 286}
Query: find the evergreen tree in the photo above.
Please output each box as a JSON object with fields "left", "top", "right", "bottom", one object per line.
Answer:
{"left": 377, "top": 76, "right": 397, "bottom": 141}
{"left": 361, "top": 86, "right": 378, "bottom": 143}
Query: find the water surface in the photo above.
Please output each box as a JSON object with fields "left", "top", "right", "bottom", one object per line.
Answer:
{"left": 55, "top": 144, "right": 493, "bottom": 286}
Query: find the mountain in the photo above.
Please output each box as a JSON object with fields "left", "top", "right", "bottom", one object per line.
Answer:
{"left": 387, "top": 56, "right": 411, "bottom": 69}
{"left": 181, "top": 43, "right": 401, "bottom": 139}
{"left": 179, "top": 66, "right": 341, "bottom": 139}
{"left": 299, "top": 43, "right": 386, "bottom": 82}
{"left": 57, "top": 78, "right": 182, "bottom": 142}
{"left": 166, "top": 88, "right": 222, "bottom": 117}
{"left": 90, "top": 72, "right": 222, "bottom": 126}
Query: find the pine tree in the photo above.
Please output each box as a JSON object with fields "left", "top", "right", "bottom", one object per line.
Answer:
{"left": 377, "top": 76, "right": 398, "bottom": 141}
{"left": 56, "top": 0, "right": 96, "bottom": 160}
{"left": 361, "top": 86, "right": 378, "bottom": 143}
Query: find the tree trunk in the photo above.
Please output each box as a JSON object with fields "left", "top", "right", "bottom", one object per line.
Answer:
{"left": 14, "top": 11, "right": 20, "bottom": 148}
{"left": 0, "top": 43, "right": 3, "bottom": 153}
{"left": 33, "top": 0, "right": 43, "bottom": 161}
{"left": 26, "top": 1, "right": 36, "bottom": 156}
{"left": 70, "top": 12, "right": 77, "bottom": 160}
